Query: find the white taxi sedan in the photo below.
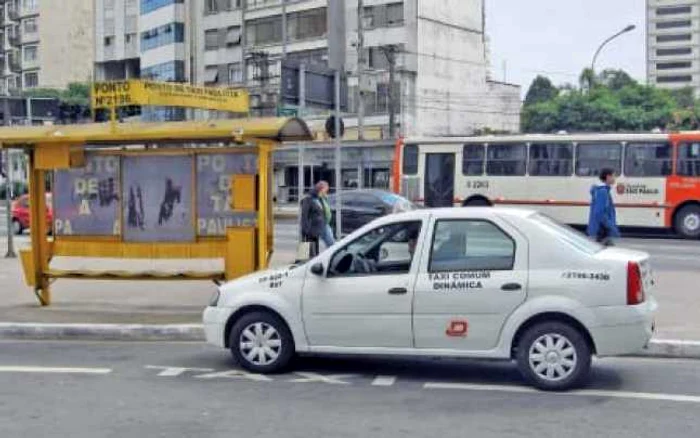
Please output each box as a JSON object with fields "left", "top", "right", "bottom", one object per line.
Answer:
{"left": 203, "top": 208, "right": 657, "bottom": 391}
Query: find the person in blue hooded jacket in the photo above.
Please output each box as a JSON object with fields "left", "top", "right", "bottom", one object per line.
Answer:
{"left": 587, "top": 168, "right": 620, "bottom": 245}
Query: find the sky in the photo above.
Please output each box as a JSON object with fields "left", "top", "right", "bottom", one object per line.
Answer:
{"left": 485, "top": 0, "right": 646, "bottom": 92}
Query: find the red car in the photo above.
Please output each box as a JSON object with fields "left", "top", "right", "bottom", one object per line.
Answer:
{"left": 11, "top": 193, "right": 53, "bottom": 235}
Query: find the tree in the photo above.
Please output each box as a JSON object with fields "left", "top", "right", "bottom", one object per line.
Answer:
{"left": 598, "top": 69, "right": 635, "bottom": 91}
{"left": 524, "top": 76, "right": 558, "bottom": 106}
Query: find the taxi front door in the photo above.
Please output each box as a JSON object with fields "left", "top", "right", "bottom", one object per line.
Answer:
{"left": 412, "top": 217, "right": 528, "bottom": 351}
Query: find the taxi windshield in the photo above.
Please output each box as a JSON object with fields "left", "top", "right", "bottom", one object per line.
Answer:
{"left": 530, "top": 213, "right": 604, "bottom": 255}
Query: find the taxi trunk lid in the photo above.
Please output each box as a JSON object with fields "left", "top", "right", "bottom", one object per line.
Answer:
{"left": 595, "top": 247, "right": 654, "bottom": 294}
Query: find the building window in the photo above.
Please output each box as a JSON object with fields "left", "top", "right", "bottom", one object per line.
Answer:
{"left": 141, "top": 0, "right": 184, "bottom": 15}
{"left": 23, "top": 45, "right": 38, "bottom": 63}
{"left": 205, "top": 29, "right": 219, "bottom": 50}
{"left": 141, "top": 61, "right": 186, "bottom": 82}
{"left": 23, "top": 18, "right": 37, "bottom": 34}
{"left": 657, "top": 47, "right": 692, "bottom": 56}
{"left": 204, "top": 66, "right": 219, "bottom": 85}
{"left": 528, "top": 143, "right": 574, "bottom": 177}
{"left": 657, "top": 75, "right": 693, "bottom": 83}
{"left": 22, "top": 0, "right": 37, "bottom": 12}
{"left": 656, "top": 20, "right": 691, "bottom": 29}
{"left": 246, "top": 16, "right": 283, "bottom": 45}
{"left": 657, "top": 61, "right": 692, "bottom": 70}
{"left": 104, "top": 36, "right": 114, "bottom": 46}
{"left": 657, "top": 34, "right": 692, "bottom": 43}
{"left": 140, "top": 22, "right": 185, "bottom": 52}
{"left": 226, "top": 26, "right": 241, "bottom": 46}
{"left": 287, "top": 8, "right": 328, "bottom": 41}
{"left": 23, "top": 72, "right": 38, "bottom": 88}
{"left": 624, "top": 143, "right": 672, "bottom": 177}
{"left": 657, "top": 5, "right": 692, "bottom": 16}
{"left": 486, "top": 144, "right": 527, "bottom": 176}
{"left": 402, "top": 145, "right": 418, "bottom": 175}
{"left": 575, "top": 143, "right": 622, "bottom": 177}
{"left": 228, "top": 63, "right": 243, "bottom": 84}
{"left": 286, "top": 48, "right": 327, "bottom": 66}
{"left": 364, "top": 2, "right": 404, "bottom": 29}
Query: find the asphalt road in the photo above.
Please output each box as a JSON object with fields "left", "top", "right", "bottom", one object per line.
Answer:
{"left": 1, "top": 340, "right": 699, "bottom": 438}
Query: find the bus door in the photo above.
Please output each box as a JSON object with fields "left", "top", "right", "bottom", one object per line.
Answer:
{"left": 425, "top": 153, "right": 455, "bottom": 208}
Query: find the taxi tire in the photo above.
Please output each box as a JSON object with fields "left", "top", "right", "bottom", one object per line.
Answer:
{"left": 515, "top": 322, "right": 591, "bottom": 391}
{"left": 229, "top": 311, "right": 295, "bottom": 374}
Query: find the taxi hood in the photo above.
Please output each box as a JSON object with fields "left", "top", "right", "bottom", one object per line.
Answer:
{"left": 219, "top": 264, "right": 301, "bottom": 293}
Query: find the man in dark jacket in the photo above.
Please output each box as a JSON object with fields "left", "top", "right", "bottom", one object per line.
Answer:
{"left": 587, "top": 168, "right": 620, "bottom": 245}
{"left": 300, "top": 181, "right": 334, "bottom": 256}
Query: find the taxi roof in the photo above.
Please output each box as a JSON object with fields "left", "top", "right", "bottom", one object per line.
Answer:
{"left": 382, "top": 207, "right": 536, "bottom": 223}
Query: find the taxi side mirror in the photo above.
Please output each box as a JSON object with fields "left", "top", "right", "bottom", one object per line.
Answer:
{"left": 310, "top": 263, "right": 324, "bottom": 276}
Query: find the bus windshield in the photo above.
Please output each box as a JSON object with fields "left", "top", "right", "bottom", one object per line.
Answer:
{"left": 530, "top": 213, "right": 604, "bottom": 255}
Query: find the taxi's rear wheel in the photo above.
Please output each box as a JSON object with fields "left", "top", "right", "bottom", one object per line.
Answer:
{"left": 229, "top": 311, "right": 294, "bottom": 374}
{"left": 516, "top": 322, "right": 591, "bottom": 391}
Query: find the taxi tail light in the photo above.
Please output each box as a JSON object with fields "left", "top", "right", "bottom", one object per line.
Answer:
{"left": 627, "top": 261, "right": 645, "bottom": 305}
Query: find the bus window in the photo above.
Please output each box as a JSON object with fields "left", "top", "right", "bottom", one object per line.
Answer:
{"left": 625, "top": 143, "right": 672, "bottom": 177}
{"left": 677, "top": 143, "right": 700, "bottom": 177}
{"left": 486, "top": 143, "right": 526, "bottom": 176}
{"left": 529, "top": 143, "right": 573, "bottom": 177}
{"left": 402, "top": 145, "right": 418, "bottom": 175}
{"left": 462, "top": 144, "right": 485, "bottom": 176}
{"left": 575, "top": 143, "right": 622, "bottom": 177}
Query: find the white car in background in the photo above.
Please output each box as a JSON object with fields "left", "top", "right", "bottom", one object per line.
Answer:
{"left": 204, "top": 207, "right": 657, "bottom": 391}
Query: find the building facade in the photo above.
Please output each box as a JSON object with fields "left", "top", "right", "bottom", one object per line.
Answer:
{"left": 647, "top": 0, "right": 700, "bottom": 93}
{"left": 194, "top": 0, "right": 520, "bottom": 136}
{"left": 0, "top": 0, "right": 93, "bottom": 94}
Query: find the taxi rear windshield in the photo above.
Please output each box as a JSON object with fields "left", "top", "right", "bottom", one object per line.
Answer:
{"left": 530, "top": 213, "right": 603, "bottom": 255}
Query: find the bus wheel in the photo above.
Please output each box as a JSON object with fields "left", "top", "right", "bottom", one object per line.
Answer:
{"left": 674, "top": 204, "right": 700, "bottom": 239}
{"left": 463, "top": 197, "right": 491, "bottom": 207}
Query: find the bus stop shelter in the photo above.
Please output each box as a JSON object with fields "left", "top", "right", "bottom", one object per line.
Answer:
{"left": 0, "top": 117, "right": 313, "bottom": 306}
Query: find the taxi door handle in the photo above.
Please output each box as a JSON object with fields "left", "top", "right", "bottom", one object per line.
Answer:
{"left": 501, "top": 283, "right": 522, "bottom": 291}
{"left": 388, "top": 288, "right": 408, "bottom": 295}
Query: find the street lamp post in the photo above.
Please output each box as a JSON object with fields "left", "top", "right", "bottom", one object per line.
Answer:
{"left": 591, "top": 24, "right": 636, "bottom": 73}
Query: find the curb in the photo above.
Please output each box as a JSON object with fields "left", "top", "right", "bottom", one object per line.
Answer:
{"left": 0, "top": 323, "right": 204, "bottom": 342}
{"left": 1, "top": 323, "right": 700, "bottom": 360}
{"left": 274, "top": 211, "right": 298, "bottom": 220}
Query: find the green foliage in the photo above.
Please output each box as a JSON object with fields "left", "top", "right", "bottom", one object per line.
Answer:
{"left": 24, "top": 82, "right": 90, "bottom": 106}
{"left": 524, "top": 76, "right": 558, "bottom": 106}
{"left": 522, "top": 69, "right": 700, "bottom": 133}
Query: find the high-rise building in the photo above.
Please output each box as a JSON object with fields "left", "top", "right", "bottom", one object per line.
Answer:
{"left": 647, "top": 0, "right": 700, "bottom": 93}
{"left": 0, "top": 0, "right": 94, "bottom": 94}
{"left": 94, "top": 0, "right": 520, "bottom": 132}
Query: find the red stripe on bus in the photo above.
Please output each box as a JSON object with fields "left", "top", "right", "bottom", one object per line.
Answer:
{"left": 412, "top": 198, "right": 671, "bottom": 209}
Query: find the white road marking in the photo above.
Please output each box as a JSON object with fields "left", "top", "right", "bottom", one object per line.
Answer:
{"left": 145, "top": 365, "right": 214, "bottom": 377}
{"left": 289, "top": 372, "right": 356, "bottom": 385}
{"left": 0, "top": 366, "right": 112, "bottom": 375}
{"left": 424, "top": 382, "right": 700, "bottom": 404}
{"left": 194, "top": 369, "right": 272, "bottom": 382}
{"left": 371, "top": 376, "right": 397, "bottom": 387}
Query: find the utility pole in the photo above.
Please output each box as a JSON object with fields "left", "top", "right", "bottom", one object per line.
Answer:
{"left": 282, "top": 0, "right": 288, "bottom": 58}
{"left": 3, "top": 149, "right": 15, "bottom": 258}
{"left": 355, "top": 0, "right": 365, "bottom": 140}
{"left": 381, "top": 45, "right": 398, "bottom": 139}
{"left": 334, "top": 70, "right": 343, "bottom": 238}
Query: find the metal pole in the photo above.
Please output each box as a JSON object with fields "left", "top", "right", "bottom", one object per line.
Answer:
{"left": 385, "top": 46, "right": 397, "bottom": 139}
{"left": 356, "top": 0, "right": 365, "bottom": 140}
{"left": 297, "top": 64, "right": 306, "bottom": 236}
{"left": 4, "top": 149, "right": 16, "bottom": 258}
{"left": 282, "top": 0, "right": 288, "bottom": 58}
{"left": 591, "top": 25, "right": 636, "bottom": 73}
{"left": 334, "top": 70, "right": 342, "bottom": 238}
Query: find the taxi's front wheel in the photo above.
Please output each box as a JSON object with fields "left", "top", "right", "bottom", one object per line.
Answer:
{"left": 515, "top": 322, "right": 591, "bottom": 391}
{"left": 229, "top": 311, "right": 295, "bottom": 374}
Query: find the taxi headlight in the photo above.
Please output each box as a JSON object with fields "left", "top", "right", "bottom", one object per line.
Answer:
{"left": 209, "top": 289, "right": 220, "bottom": 307}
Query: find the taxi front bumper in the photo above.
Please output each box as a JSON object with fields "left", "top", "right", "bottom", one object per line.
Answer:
{"left": 202, "top": 306, "right": 231, "bottom": 348}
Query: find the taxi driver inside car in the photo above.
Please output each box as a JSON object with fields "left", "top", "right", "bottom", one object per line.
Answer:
{"left": 203, "top": 207, "right": 656, "bottom": 392}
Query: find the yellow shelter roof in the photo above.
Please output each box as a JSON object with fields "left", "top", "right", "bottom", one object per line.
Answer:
{"left": 0, "top": 117, "right": 313, "bottom": 147}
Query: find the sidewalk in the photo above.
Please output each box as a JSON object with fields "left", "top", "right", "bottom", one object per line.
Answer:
{"left": 0, "top": 235, "right": 699, "bottom": 354}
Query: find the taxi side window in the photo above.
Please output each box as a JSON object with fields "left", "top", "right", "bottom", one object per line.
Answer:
{"left": 429, "top": 220, "right": 515, "bottom": 272}
{"left": 328, "top": 221, "right": 422, "bottom": 277}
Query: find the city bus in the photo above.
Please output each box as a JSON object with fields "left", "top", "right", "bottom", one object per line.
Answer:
{"left": 391, "top": 132, "right": 700, "bottom": 238}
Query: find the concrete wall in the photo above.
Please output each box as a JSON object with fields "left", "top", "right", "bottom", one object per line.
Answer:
{"left": 38, "top": 0, "right": 94, "bottom": 88}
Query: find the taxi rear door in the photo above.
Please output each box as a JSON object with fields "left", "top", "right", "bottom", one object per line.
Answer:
{"left": 412, "top": 214, "right": 528, "bottom": 351}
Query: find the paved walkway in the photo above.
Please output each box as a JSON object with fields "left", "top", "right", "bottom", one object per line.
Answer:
{"left": 0, "top": 235, "right": 699, "bottom": 341}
